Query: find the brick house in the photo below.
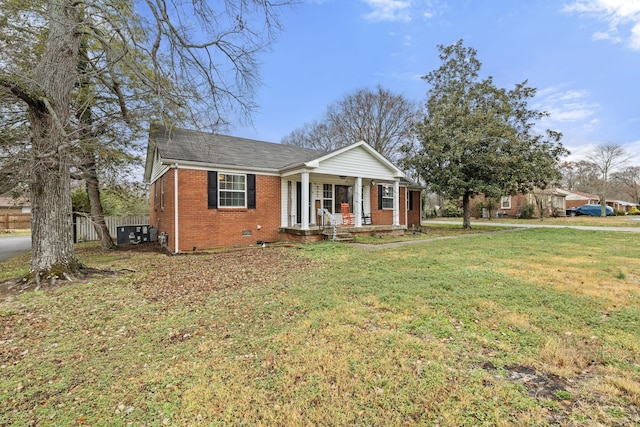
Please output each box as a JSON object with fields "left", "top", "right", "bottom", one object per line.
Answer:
{"left": 560, "top": 189, "right": 599, "bottom": 210}
{"left": 499, "top": 188, "right": 567, "bottom": 218}
{"left": 143, "top": 126, "right": 422, "bottom": 252}
{"left": 473, "top": 188, "right": 567, "bottom": 218}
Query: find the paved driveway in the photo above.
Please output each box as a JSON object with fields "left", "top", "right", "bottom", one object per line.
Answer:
{"left": 0, "top": 235, "right": 31, "bottom": 262}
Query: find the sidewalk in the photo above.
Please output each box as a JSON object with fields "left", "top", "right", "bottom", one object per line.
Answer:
{"left": 354, "top": 220, "right": 640, "bottom": 251}
{"left": 422, "top": 219, "right": 640, "bottom": 233}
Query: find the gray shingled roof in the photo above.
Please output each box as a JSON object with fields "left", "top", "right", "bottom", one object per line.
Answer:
{"left": 151, "top": 126, "right": 326, "bottom": 171}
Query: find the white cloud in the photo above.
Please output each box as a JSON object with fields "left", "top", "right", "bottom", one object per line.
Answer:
{"left": 362, "top": 0, "right": 412, "bottom": 22}
{"left": 361, "top": 0, "right": 442, "bottom": 23}
{"left": 535, "top": 86, "right": 600, "bottom": 139}
{"left": 562, "top": 0, "right": 640, "bottom": 50}
{"left": 630, "top": 22, "right": 640, "bottom": 49}
{"left": 592, "top": 30, "right": 623, "bottom": 43}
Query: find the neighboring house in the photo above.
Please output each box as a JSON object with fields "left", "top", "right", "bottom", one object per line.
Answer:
{"left": 0, "top": 194, "right": 31, "bottom": 214}
{"left": 560, "top": 190, "right": 638, "bottom": 213}
{"left": 498, "top": 188, "right": 567, "bottom": 218}
{"left": 560, "top": 189, "right": 600, "bottom": 210}
{"left": 606, "top": 199, "right": 639, "bottom": 214}
{"left": 143, "top": 126, "right": 422, "bottom": 252}
{"left": 0, "top": 194, "right": 31, "bottom": 230}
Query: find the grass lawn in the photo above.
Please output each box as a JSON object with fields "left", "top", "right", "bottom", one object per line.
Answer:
{"left": 1, "top": 228, "right": 639, "bottom": 426}
{"left": 429, "top": 215, "right": 640, "bottom": 228}
{"left": 0, "top": 229, "right": 31, "bottom": 237}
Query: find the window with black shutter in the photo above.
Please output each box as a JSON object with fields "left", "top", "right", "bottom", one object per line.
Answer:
{"left": 247, "top": 174, "right": 256, "bottom": 209}
{"left": 207, "top": 171, "right": 218, "bottom": 209}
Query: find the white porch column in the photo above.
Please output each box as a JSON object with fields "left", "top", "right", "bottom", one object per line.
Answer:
{"left": 393, "top": 178, "right": 400, "bottom": 226}
{"left": 354, "top": 176, "right": 362, "bottom": 227}
{"left": 301, "top": 171, "right": 310, "bottom": 230}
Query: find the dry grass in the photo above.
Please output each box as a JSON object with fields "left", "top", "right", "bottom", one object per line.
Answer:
{"left": 1, "top": 228, "right": 639, "bottom": 426}
{"left": 430, "top": 214, "right": 640, "bottom": 227}
{"left": 0, "top": 229, "right": 31, "bottom": 237}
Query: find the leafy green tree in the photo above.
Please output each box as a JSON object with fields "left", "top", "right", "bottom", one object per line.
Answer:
{"left": 406, "top": 40, "right": 567, "bottom": 228}
{"left": 73, "top": 185, "right": 148, "bottom": 217}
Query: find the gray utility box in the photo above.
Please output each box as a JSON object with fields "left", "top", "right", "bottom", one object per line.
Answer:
{"left": 117, "top": 225, "right": 151, "bottom": 246}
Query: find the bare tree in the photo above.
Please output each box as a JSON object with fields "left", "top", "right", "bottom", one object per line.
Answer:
{"left": 560, "top": 160, "right": 600, "bottom": 193}
{"left": 281, "top": 121, "right": 342, "bottom": 152}
{"left": 588, "top": 144, "right": 633, "bottom": 216}
{"left": 282, "top": 86, "right": 418, "bottom": 161}
{"left": 0, "top": 0, "right": 293, "bottom": 283}
{"left": 612, "top": 166, "right": 640, "bottom": 204}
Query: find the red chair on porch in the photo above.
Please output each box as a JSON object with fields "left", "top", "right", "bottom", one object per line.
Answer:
{"left": 341, "top": 203, "right": 353, "bottom": 225}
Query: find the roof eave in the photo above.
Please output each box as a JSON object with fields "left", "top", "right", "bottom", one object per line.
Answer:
{"left": 158, "top": 158, "right": 281, "bottom": 174}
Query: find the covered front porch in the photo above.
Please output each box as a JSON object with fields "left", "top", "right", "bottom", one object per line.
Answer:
{"left": 279, "top": 171, "right": 403, "bottom": 230}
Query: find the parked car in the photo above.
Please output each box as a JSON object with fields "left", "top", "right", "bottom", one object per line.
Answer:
{"left": 574, "top": 204, "right": 614, "bottom": 216}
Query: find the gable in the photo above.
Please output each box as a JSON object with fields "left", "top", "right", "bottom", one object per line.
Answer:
{"left": 311, "top": 144, "right": 401, "bottom": 180}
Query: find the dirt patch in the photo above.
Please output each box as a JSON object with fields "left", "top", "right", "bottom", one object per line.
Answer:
{"left": 482, "top": 362, "right": 571, "bottom": 399}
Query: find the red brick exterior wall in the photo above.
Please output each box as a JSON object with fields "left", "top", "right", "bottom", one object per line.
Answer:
{"left": 151, "top": 168, "right": 281, "bottom": 251}
{"left": 407, "top": 190, "right": 421, "bottom": 228}
{"left": 566, "top": 199, "right": 596, "bottom": 209}
{"left": 370, "top": 184, "right": 408, "bottom": 226}
{"left": 150, "top": 170, "right": 414, "bottom": 250}
{"left": 150, "top": 169, "right": 176, "bottom": 247}
{"left": 503, "top": 194, "right": 528, "bottom": 217}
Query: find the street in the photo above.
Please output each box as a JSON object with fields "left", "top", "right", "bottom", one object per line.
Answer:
{"left": 0, "top": 235, "right": 31, "bottom": 262}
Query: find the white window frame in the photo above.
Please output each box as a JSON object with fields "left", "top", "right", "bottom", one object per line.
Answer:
{"left": 500, "top": 196, "right": 511, "bottom": 210}
{"left": 218, "top": 173, "right": 247, "bottom": 208}
{"left": 382, "top": 184, "right": 394, "bottom": 209}
{"left": 322, "top": 183, "right": 333, "bottom": 213}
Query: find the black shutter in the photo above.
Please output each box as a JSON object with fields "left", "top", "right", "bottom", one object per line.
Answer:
{"left": 296, "top": 182, "right": 302, "bottom": 223}
{"left": 247, "top": 174, "right": 256, "bottom": 209}
{"left": 378, "top": 185, "right": 383, "bottom": 210}
{"left": 409, "top": 190, "right": 414, "bottom": 211}
{"left": 208, "top": 171, "right": 218, "bottom": 209}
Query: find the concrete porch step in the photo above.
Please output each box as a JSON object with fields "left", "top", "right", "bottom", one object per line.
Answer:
{"left": 325, "top": 231, "right": 354, "bottom": 243}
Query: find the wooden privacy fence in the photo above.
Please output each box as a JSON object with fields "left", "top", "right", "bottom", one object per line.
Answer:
{"left": 1, "top": 213, "right": 31, "bottom": 230}
{"left": 74, "top": 215, "right": 150, "bottom": 242}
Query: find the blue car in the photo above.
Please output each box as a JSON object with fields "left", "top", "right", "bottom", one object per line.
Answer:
{"left": 575, "top": 204, "right": 614, "bottom": 216}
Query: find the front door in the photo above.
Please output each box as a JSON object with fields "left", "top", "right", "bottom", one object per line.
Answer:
{"left": 334, "top": 185, "right": 353, "bottom": 214}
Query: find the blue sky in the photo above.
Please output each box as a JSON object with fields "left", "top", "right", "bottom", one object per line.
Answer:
{"left": 232, "top": 0, "right": 640, "bottom": 165}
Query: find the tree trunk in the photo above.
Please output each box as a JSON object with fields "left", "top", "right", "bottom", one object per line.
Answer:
{"left": 600, "top": 172, "right": 608, "bottom": 217}
{"left": 76, "top": 33, "right": 115, "bottom": 251}
{"left": 28, "top": 0, "right": 81, "bottom": 281}
{"left": 83, "top": 153, "right": 115, "bottom": 249}
{"left": 462, "top": 191, "right": 472, "bottom": 229}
